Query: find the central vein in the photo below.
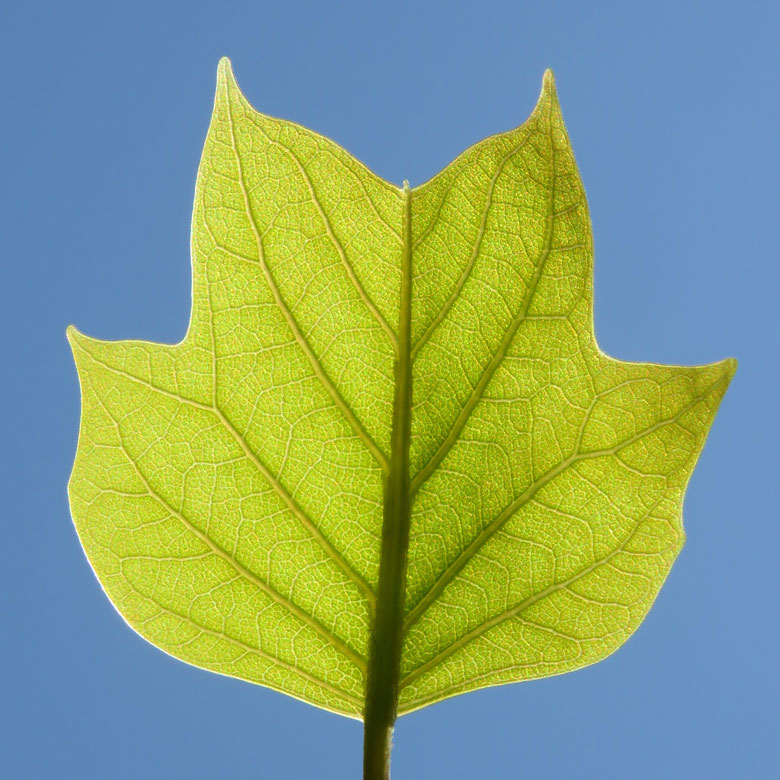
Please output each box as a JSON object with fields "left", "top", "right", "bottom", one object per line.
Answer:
{"left": 362, "top": 181, "right": 414, "bottom": 778}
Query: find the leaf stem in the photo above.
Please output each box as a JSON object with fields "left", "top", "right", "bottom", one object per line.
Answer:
{"left": 362, "top": 181, "right": 414, "bottom": 779}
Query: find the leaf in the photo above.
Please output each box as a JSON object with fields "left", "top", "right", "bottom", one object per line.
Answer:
{"left": 68, "top": 59, "right": 734, "bottom": 725}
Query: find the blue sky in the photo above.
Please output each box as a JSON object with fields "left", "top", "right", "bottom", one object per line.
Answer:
{"left": 2, "top": 1, "right": 777, "bottom": 777}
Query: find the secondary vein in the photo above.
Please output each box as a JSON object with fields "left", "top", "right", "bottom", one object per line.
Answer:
{"left": 224, "top": 79, "right": 391, "bottom": 476}
{"left": 409, "top": 128, "right": 557, "bottom": 495}
{"left": 252, "top": 128, "right": 400, "bottom": 356}
{"left": 123, "top": 572, "right": 363, "bottom": 708}
{"left": 399, "top": 502, "right": 661, "bottom": 690}
{"left": 402, "top": 374, "right": 728, "bottom": 634}
{"left": 76, "top": 345, "right": 376, "bottom": 610}
{"left": 410, "top": 135, "right": 531, "bottom": 362}
{"left": 87, "top": 382, "right": 368, "bottom": 673}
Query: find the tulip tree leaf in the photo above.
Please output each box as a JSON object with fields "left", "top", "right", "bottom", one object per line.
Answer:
{"left": 68, "top": 59, "right": 734, "bottom": 721}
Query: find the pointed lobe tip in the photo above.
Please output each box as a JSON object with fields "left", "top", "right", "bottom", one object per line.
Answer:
{"left": 542, "top": 69, "right": 557, "bottom": 97}
{"left": 217, "top": 57, "right": 235, "bottom": 87}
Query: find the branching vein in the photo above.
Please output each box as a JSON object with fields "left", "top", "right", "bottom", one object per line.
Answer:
{"left": 224, "top": 79, "right": 391, "bottom": 476}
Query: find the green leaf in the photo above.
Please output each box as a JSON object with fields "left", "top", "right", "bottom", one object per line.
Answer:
{"left": 68, "top": 59, "right": 734, "bottom": 726}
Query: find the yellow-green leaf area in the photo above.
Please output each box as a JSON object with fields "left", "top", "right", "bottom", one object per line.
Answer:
{"left": 68, "top": 59, "right": 734, "bottom": 719}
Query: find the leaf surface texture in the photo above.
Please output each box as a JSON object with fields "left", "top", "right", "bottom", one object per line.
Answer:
{"left": 68, "top": 60, "right": 734, "bottom": 718}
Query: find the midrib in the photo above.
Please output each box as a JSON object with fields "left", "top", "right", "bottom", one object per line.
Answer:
{"left": 362, "top": 181, "right": 414, "bottom": 779}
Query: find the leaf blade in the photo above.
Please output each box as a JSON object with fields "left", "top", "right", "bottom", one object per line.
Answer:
{"left": 68, "top": 62, "right": 734, "bottom": 723}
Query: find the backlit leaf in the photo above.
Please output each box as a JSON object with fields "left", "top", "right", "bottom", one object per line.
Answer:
{"left": 68, "top": 59, "right": 734, "bottom": 722}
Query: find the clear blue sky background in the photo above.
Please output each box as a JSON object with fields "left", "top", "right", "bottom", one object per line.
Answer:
{"left": 2, "top": 1, "right": 777, "bottom": 777}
